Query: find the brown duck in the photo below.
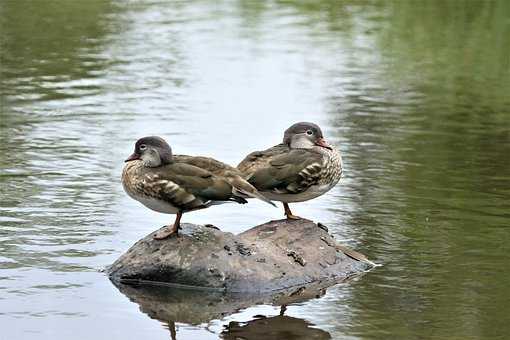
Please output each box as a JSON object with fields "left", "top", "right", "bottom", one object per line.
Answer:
{"left": 122, "top": 136, "right": 274, "bottom": 239}
{"left": 237, "top": 122, "right": 343, "bottom": 219}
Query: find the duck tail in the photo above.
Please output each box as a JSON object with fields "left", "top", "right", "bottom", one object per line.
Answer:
{"left": 230, "top": 177, "right": 276, "bottom": 207}
{"left": 235, "top": 187, "right": 276, "bottom": 207}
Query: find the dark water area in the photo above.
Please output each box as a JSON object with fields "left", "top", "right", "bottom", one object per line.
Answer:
{"left": 1, "top": 1, "right": 509, "bottom": 339}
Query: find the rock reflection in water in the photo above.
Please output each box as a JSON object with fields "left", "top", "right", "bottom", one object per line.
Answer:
{"left": 112, "top": 278, "right": 355, "bottom": 339}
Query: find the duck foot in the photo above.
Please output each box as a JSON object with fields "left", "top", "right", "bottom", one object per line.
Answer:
{"left": 153, "top": 225, "right": 178, "bottom": 240}
{"left": 154, "top": 212, "right": 182, "bottom": 240}
{"left": 286, "top": 214, "right": 301, "bottom": 220}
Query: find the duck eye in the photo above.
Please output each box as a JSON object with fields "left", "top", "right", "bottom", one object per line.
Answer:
{"left": 139, "top": 144, "right": 147, "bottom": 151}
{"left": 306, "top": 130, "right": 313, "bottom": 135}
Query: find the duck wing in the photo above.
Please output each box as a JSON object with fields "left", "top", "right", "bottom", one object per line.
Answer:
{"left": 174, "top": 155, "right": 237, "bottom": 174}
{"left": 241, "top": 149, "right": 325, "bottom": 195}
{"left": 135, "top": 162, "right": 243, "bottom": 212}
{"left": 237, "top": 144, "right": 289, "bottom": 177}
{"left": 174, "top": 155, "right": 275, "bottom": 207}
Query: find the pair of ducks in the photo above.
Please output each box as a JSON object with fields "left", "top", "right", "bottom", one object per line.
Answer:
{"left": 122, "top": 122, "right": 343, "bottom": 239}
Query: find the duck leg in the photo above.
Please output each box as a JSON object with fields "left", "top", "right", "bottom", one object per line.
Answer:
{"left": 168, "top": 320, "right": 177, "bottom": 340}
{"left": 283, "top": 202, "right": 300, "bottom": 220}
{"left": 153, "top": 212, "right": 182, "bottom": 240}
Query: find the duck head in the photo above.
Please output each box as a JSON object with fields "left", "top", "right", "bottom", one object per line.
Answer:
{"left": 283, "top": 122, "right": 332, "bottom": 150}
{"left": 125, "top": 136, "right": 173, "bottom": 167}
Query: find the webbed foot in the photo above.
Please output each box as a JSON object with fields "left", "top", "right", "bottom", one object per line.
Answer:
{"left": 153, "top": 225, "right": 178, "bottom": 240}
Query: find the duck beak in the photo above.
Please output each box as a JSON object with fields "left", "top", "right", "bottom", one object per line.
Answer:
{"left": 125, "top": 152, "right": 140, "bottom": 162}
{"left": 315, "top": 138, "right": 332, "bottom": 150}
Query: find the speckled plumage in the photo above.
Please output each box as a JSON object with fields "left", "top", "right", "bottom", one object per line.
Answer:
{"left": 122, "top": 136, "right": 274, "bottom": 239}
{"left": 237, "top": 122, "right": 343, "bottom": 216}
{"left": 237, "top": 144, "right": 343, "bottom": 202}
{"left": 123, "top": 160, "right": 229, "bottom": 213}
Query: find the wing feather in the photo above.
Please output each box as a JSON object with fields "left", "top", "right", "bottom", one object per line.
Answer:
{"left": 240, "top": 148, "right": 325, "bottom": 195}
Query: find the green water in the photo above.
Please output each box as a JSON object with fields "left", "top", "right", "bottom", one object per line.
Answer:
{"left": 1, "top": 1, "right": 509, "bottom": 339}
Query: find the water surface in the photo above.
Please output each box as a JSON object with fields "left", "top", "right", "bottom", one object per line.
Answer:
{"left": 1, "top": 1, "right": 509, "bottom": 339}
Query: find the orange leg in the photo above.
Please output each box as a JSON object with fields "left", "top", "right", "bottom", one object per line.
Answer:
{"left": 283, "top": 202, "right": 300, "bottom": 220}
{"left": 153, "top": 212, "right": 182, "bottom": 240}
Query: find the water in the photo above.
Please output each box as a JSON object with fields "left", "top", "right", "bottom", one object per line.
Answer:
{"left": 1, "top": 0, "right": 509, "bottom": 339}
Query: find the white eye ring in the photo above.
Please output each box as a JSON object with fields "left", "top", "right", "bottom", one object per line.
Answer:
{"left": 306, "top": 130, "right": 313, "bottom": 135}
{"left": 139, "top": 144, "right": 147, "bottom": 150}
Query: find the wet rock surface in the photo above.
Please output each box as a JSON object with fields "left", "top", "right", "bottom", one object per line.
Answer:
{"left": 108, "top": 219, "right": 371, "bottom": 292}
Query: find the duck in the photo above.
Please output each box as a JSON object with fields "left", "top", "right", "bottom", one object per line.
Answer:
{"left": 122, "top": 136, "right": 274, "bottom": 239}
{"left": 237, "top": 122, "right": 343, "bottom": 219}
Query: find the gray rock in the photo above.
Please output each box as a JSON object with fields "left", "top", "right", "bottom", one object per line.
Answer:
{"left": 108, "top": 219, "right": 371, "bottom": 292}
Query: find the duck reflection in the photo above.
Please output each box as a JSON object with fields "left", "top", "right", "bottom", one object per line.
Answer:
{"left": 112, "top": 279, "right": 350, "bottom": 339}
{"left": 221, "top": 314, "right": 331, "bottom": 340}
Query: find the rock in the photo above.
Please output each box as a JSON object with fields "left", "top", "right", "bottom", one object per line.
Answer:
{"left": 108, "top": 219, "right": 372, "bottom": 292}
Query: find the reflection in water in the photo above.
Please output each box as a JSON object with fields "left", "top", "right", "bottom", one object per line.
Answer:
{"left": 1, "top": 0, "right": 509, "bottom": 339}
{"left": 221, "top": 315, "right": 331, "bottom": 340}
{"left": 113, "top": 280, "right": 336, "bottom": 340}
{"left": 0, "top": 0, "right": 121, "bottom": 279}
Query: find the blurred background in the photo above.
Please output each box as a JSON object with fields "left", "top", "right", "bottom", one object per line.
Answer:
{"left": 1, "top": 0, "right": 509, "bottom": 339}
